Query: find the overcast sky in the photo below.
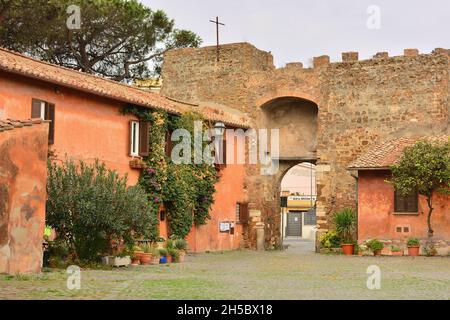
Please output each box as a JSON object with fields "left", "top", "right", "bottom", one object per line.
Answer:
{"left": 143, "top": 0, "right": 449, "bottom": 67}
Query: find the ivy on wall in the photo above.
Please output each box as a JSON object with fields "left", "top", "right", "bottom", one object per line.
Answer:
{"left": 123, "top": 106, "right": 219, "bottom": 239}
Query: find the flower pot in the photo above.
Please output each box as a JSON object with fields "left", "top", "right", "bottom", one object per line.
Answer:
{"left": 167, "top": 255, "right": 173, "bottom": 264}
{"left": 131, "top": 258, "right": 140, "bottom": 265}
{"left": 140, "top": 253, "right": 152, "bottom": 265}
{"left": 391, "top": 251, "right": 403, "bottom": 256}
{"left": 357, "top": 251, "right": 363, "bottom": 257}
{"left": 110, "top": 256, "right": 131, "bottom": 267}
{"left": 373, "top": 249, "right": 382, "bottom": 256}
{"left": 341, "top": 244, "right": 354, "bottom": 256}
{"left": 408, "top": 246, "right": 420, "bottom": 256}
{"left": 159, "top": 256, "right": 167, "bottom": 264}
{"left": 178, "top": 251, "right": 186, "bottom": 263}
{"left": 151, "top": 256, "right": 160, "bottom": 265}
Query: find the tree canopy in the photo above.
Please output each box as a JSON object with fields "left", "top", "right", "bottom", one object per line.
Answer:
{"left": 0, "top": 0, "right": 201, "bottom": 82}
{"left": 391, "top": 139, "right": 450, "bottom": 237}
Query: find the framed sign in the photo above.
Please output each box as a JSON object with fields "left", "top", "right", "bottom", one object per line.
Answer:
{"left": 219, "top": 221, "right": 230, "bottom": 232}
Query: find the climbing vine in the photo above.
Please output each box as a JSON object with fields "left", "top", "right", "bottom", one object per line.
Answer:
{"left": 123, "top": 105, "right": 219, "bottom": 239}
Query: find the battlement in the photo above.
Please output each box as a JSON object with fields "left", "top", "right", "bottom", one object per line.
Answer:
{"left": 164, "top": 42, "right": 449, "bottom": 75}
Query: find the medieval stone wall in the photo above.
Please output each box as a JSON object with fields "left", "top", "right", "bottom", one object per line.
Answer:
{"left": 161, "top": 43, "right": 449, "bottom": 249}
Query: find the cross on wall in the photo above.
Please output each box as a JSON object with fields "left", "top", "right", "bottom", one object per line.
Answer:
{"left": 209, "top": 16, "right": 225, "bottom": 62}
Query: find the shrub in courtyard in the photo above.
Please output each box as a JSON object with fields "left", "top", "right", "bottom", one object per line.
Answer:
{"left": 46, "top": 159, "right": 158, "bottom": 262}
{"left": 319, "top": 231, "right": 341, "bottom": 249}
{"left": 366, "top": 239, "right": 384, "bottom": 256}
{"left": 332, "top": 208, "right": 357, "bottom": 255}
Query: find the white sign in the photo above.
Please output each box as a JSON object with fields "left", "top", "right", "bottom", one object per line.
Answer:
{"left": 219, "top": 222, "right": 230, "bottom": 232}
{"left": 288, "top": 196, "right": 317, "bottom": 201}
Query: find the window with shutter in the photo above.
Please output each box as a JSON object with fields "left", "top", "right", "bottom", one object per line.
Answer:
{"left": 139, "top": 121, "right": 150, "bottom": 157}
{"left": 394, "top": 190, "right": 418, "bottom": 213}
{"left": 130, "top": 121, "right": 140, "bottom": 156}
{"left": 238, "top": 202, "right": 249, "bottom": 223}
{"left": 165, "top": 130, "right": 173, "bottom": 157}
{"left": 31, "top": 99, "right": 55, "bottom": 144}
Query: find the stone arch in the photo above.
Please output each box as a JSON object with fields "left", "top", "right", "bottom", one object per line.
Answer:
{"left": 246, "top": 95, "right": 320, "bottom": 249}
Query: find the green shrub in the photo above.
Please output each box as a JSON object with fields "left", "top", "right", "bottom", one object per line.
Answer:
{"left": 159, "top": 248, "right": 168, "bottom": 257}
{"left": 168, "top": 248, "right": 180, "bottom": 261}
{"left": 366, "top": 239, "right": 384, "bottom": 252}
{"left": 391, "top": 246, "right": 401, "bottom": 252}
{"left": 46, "top": 159, "right": 158, "bottom": 262}
{"left": 407, "top": 237, "right": 420, "bottom": 247}
{"left": 174, "top": 238, "right": 188, "bottom": 251}
{"left": 319, "top": 231, "right": 341, "bottom": 249}
{"left": 332, "top": 208, "right": 356, "bottom": 244}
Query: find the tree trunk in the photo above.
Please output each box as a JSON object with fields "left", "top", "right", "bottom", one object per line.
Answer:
{"left": 426, "top": 195, "right": 434, "bottom": 238}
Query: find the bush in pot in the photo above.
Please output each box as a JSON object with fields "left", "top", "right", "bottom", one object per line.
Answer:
{"left": 150, "top": 248, "right": 161, "bottom": 264}
{"left": 319, "top": 230, "right": 341, "bottom": 249}
{"left": 140, "top": 244, "right": 153, "bottom": 265}
{"left": 391, "top": 246, "right": 403, "bottom": 256}
{"left": 131, "top": 245, "right": 143, "bottom": 265}
{"left": 168, "top": 248, "right": 180, "bottom": 263}
{"left": 332, "top": 208, "right": 357, "bottom": 255}
{"left": 159, "top": 248, "right": 168, "bottom": 264}
{"left": 366, "top": 239, "right": 384, "bottom": 256}
{"left": 407, "top": 238, "right": 420, "bottom": 256}
{"left": 174, "top": 238, "right": 188, "bottom": 262}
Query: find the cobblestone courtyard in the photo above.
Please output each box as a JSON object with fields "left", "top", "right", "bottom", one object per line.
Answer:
{"left": 1, "top": 240, "right": 449, "bottom": 300}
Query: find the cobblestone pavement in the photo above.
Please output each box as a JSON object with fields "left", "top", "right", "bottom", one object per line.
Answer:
{"left": 1, "top": 241, "right": 449, "bottom": 300}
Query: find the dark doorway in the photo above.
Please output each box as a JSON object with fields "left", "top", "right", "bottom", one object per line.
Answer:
{"left": 286, "top": 211, "right": 302, "bottom": 237}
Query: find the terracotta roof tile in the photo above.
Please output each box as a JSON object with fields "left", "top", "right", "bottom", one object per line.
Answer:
{"left": 0, "top": 48, "right": 251, "bottom": 128}
{"left": 348, "top": 135, "right": 450, "bottom": 170}
{"left": 0, "top": 118, "right": 49, "bottom": 132}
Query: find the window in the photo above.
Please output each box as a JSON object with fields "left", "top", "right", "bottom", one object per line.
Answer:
{"left": 130, "top": 121, "right": 140, "bottom": 156}
{"left": 394, "top": 190, "right": 418, "bottom": 213}
{"left": 129, "top": 121, "right": 149, "bottom": 157}
{"left": 32, "top": 99, "right": 55, "bottom": 144}
{"left": 236, "top": 202, "right": 249, "bottom": 223}
{"left": 165, "top": 130, "right": 173, "bottom": 157}
{"left": 304, "top": 210, "right": 316, "bottom": 225}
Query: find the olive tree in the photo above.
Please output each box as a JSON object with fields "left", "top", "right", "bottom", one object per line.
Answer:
{"left": 46, "top": 159, "right": 158, "bottom": 261}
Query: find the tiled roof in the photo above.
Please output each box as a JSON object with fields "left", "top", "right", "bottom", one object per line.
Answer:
{"left": 348, "top": 135, "right": 450, "bottom": 170}
{"left": 0, "top": 118, "right": 49, "bottom": 132}
{"left": 0, "top": 48, "right": 251, "bottom": 128}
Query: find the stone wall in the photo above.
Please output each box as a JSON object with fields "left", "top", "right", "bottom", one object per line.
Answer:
{"left": 0, "top": 119, "right": 49, "bottom": 274}
{"left": 161, "top": 43, "right": 450, "bottom": 249}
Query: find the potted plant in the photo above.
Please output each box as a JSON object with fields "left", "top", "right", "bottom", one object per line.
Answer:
{"left": 168, "top": 248, "right": 180, "bottom": 263}
{"left": 424, "top": 241, "right": 437, "bottom": 257}
{"left": 332, "top": 208, "right": 357, "bottom": 256}
{"left": 366, "top": 239, "right": 384, "bottom": 256}
{"left": 159, "top": 248, "right": 168, "bottom": 264}
{"left": 140, "top": 243, "right": 153, "bottom": 265}
{"left": 407, "top": 237, "right": 420, "bottom": 256}
{"left": 131, "top": 245, "right": 143, "bottom": 265}
{"left": 391, "top": 246, "right": 403, "bottom": 256}
{"left": 150, "top": 248, "right": 161, "bottom": 265}
{"left": 174, "top": 238, "right": 188, "bottom": 263}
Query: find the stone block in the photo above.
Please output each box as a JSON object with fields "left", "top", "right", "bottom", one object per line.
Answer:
{"left": 342, "top": 52, "right": 359, "bottom": 62}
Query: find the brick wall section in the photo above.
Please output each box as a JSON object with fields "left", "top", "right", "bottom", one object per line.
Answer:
{"left": 161, "top": 43, "right": 450, "bottom": 248}
{"left": 0, "top": 119, "right": 49, "bottom": 274}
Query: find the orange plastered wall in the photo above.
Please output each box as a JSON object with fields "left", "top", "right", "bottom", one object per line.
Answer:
{"left": 0, "top": 71, "right": 140, "bottom": 185}
{"left": 358, "top": 170, "right": 450, "bottom": 241}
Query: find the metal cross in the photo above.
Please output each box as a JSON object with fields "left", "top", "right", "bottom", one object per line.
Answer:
{"left": 209, "top": 16, "right": 225, "bottom": 61}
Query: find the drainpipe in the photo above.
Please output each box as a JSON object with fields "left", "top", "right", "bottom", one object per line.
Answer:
{"left": 350, "top": 171, "right": 359, "bottom": 242}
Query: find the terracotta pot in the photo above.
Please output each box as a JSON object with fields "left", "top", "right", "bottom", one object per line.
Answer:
{"left": 358, "top": 251, "right": 363, "bottom": 257}
{"left": 178, "top": 251, "right": 186, "bottom": 263}
{"left": 341, "top": 244, "right": 354, "bottom": 256}
{"left": 408, "top": 246, "right": 420, "bottom": 256}
{"left": 151, "top": 256, "right": 160, "bottom": 265}
{"left": 131, "top": 258, "right": 140, "bottom": 265}
{"left": 166, "top": 255, "right": 172, "bottom": 264}
{"left": 140, "top": 253, "right": 152, "bottom": 265}
{"left": 373, "top": 249, "right": 382, "bottom": 256}
{"left": 391, "top": 251, "right": 403, "bottom": 256}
